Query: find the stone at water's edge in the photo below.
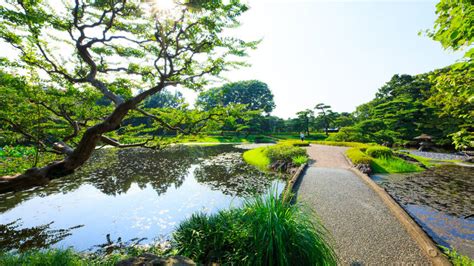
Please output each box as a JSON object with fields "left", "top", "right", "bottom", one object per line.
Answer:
{"left": 116, "top": 254, "right": 195, "bottom": 266}
{"left": 356, "top": 163, "right": 372, "bottom": 175}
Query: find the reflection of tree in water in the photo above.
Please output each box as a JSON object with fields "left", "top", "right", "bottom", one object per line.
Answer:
{"left": 193, "top": 152, "right": 282, "bottom": 197}
{"left": 0, "top": 219, "right": 83, "bottom": 252}
{"left": 0, "top": 145, "right": 243, "bottom": 213}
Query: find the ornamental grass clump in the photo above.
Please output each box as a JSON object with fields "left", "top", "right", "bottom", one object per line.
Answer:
{"left": 173, "top": 191, "right": 337, "bottom": 265}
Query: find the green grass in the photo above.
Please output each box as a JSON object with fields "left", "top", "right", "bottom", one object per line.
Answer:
{"left": 440, "top": 246, "right": 474, "bottom": 266}
{"left": 312, "top": 141, "right": 372, "bottom": 148}
{"left": 173, "top": 191, "right": 337, "bottom": 265}
{"left": 346, "top": 147, "right": 373, "bottom": 165}
{"left": 242, "top": 147, "right": 271, "bottom": 170}
{"left": 343, "top": 144, "right": 423, "bottom": 174}
{"left": 370, "top": 156, "right": 423, "bottom": 173}
{"left": 271, "top": 133, "right": 328, "bottom": 141}
{"left": 366, "top": 146, "right": 393, "bottom": 158}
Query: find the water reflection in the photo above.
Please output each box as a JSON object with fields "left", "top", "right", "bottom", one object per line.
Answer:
{"left": 0, "top": 219, "right": 83, "bottom": 252}
{"left": 0, "top": 145, "right": 284, "bottom": 251}
{"left": 372, "top": 165, "right": 474, "bottom": 258}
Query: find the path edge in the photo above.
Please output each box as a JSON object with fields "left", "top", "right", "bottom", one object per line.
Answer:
{"left": 282, "top": 163, "right": 307, "bottom": 203}
{"left": 343, "top": 154, "right": 451, "bottom": 266}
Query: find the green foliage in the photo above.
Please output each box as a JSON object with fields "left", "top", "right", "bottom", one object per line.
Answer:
{"left": 0, "top": 249, "right": 85, "bottom": 266}
{"left": 173, "top": 191, "right": 336, "bottom": 265}
{"left": 242, "top": 147, "right": 270, "bottom": 170}
{"left": 314, "top": 141, "right": 370, "bottom": 149}
{"left": 0, "top": 146, "right": 61, "bottom": 176}
{"left": 278, "top": 140, "right": 310, "bottom": 147}
{"left": 427, "top": 0, "right": 473, "bottom": 54}
{"left": 370, "top": 156, "right": 423, "bottom": 174}
{"left": 344, "top": 144, "right": 422, "bottom": 173}
{"left": 346, "top": 148, "right": 373, "bottom": 165}
{"left": 365, "top": 146, "right": 393, "bottom": 158}
{"left": 196, "top": 80, "right": 275, "bottom": 114}
{"left": 449, "top": 129, "right": 474, "bottom": 151}
{"left": 292, "top": 155, "right": 308, "bottom": 166}
{"left": 265, "top": 144, "right": 307, "bottom": 164}
{"left": 440, "top": 246, "right": 474, "bottom": 266}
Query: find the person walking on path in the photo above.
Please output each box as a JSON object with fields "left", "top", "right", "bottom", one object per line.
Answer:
{"left": 300, "top": 132, "right": 305, "bottom": 141}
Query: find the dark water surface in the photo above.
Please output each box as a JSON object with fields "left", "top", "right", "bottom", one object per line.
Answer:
{"left": 0, "top": 145, "right": 284, "bottom": 252}
{"left": 372, "top": 165, "right": 474, "bottom": 258}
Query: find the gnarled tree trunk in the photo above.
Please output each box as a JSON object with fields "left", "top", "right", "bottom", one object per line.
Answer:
{"left": 0, "top": 100, "right": 135, "bottom": 194}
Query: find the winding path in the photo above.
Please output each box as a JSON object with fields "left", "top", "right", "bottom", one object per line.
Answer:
{"left": 295, "top": 145, "right": 430, "bottom": 265}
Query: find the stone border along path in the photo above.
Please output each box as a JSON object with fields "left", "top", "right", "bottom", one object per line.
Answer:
{"left": 294, "top": 144, "right": 436, "bottom": 265}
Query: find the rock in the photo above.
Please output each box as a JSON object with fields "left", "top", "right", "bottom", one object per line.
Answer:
{"left": 463, "top": 157, "right": 474, "bottom": 163}
{"left": 356, "top": 164, "right": 372, "bottom": 175}
{"left": 269, "top": 160, "right": 296, "bottom": 173}
{"left": 116, "top": 254, "right": 195, "bottom": 266}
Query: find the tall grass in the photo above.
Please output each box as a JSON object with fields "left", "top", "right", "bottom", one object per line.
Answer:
{"left": 173, "top": 191, "right": 336, "bottom": 265}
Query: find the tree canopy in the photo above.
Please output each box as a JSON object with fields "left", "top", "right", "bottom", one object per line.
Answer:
{"left": 196, "top": 80, "right": 275, "bottom": 114}
{"left": 0, "top": 0, "right": 255, "bottom": 192}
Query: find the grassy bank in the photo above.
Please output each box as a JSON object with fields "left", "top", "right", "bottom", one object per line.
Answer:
{"left": 310, "top": 141, "right": 424, "bottom": 174}
{"left": 242, "top": 143, "right": 308, "bottom": 170}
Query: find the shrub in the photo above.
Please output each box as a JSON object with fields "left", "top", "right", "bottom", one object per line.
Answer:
{"left": 266, "top": 144, "right": 307, "bottom": 163}
{"left": 365, "top": 146, "right": 393, "bottom": 158}
{"left": 292, "top": 155, "right": 308, "bottom": 166}
{"left": 173, "top": 191, "right": 337, "bottom": 265}
{"left": 345, "top": 148, "right": 373, "bottom": 165}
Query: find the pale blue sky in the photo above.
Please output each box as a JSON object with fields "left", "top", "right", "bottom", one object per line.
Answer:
{"left": 182, "top": 0, "right": 463, "bottom": 119}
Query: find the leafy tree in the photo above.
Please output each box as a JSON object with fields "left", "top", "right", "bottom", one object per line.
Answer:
{"left": 144, "top": 90, "right": 184, "bottom": 109}
{"left": 425, "top": 0, "right": 474, "bottom": 149}
{"left": 196, "top": 80, "right": 275, "bottom": 114}
{"left": 0, "top": 0, "right": 255, "bottom": 192}
{"left": 296, "top": 109, "right": 314, "bottom": 135}
{"left": 314, "top": 103, "right": 332, "bottom": 136}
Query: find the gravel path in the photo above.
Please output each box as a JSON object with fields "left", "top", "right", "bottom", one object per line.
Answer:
{"left": 296, "top": 145, "right": 430, "bottom": 265}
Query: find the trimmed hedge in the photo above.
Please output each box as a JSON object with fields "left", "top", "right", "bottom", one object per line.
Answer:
{"left": 366, "top": 146, "right": 393, "bottom": 158}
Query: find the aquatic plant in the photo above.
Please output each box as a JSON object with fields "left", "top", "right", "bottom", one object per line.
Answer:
{"left": 173, "top": 191, "right": 337, "bottom": 265}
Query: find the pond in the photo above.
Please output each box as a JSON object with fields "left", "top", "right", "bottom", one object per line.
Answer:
{"left": 0, "top": 145, "right": 285, "bottom": 252}
{"left": 372, "top": 165, "right": 474, "bottom": 258}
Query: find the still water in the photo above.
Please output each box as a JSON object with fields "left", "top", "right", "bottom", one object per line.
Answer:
{"left": 0, "top": 145, "right": 284, "bottom": 252}
{"left": 372, "top": 165, "right": 474, "bottom": 258}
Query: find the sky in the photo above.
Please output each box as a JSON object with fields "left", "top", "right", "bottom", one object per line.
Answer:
{"left": 180, "top": 0, "right": 464, "bottom": 119}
